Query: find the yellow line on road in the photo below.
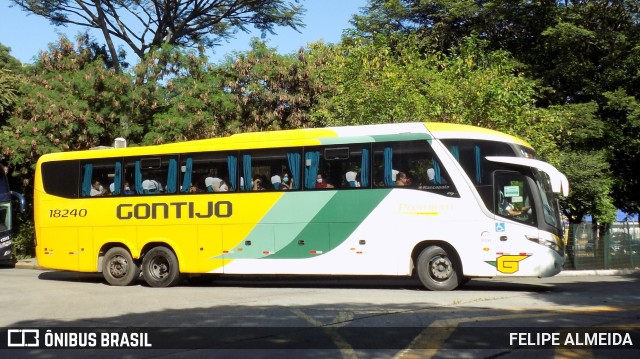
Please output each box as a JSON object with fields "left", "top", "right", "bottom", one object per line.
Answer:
{"left": 290, "top": 308, "right": 357, "bottom": 359}
{"left": 394, "top": 306, "right": 639, "bottom": 359}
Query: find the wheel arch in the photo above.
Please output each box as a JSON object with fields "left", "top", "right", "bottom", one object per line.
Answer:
{"left": 410, "top": 240, "right": 464, "bottom": 277}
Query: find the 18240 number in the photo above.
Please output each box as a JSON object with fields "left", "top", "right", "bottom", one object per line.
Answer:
{"left": 49, "top": 209, "right": 87, "bottom": 218}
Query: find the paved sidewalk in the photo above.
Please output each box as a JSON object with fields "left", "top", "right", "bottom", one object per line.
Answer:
{"left": 13, "top": 257, "right": 638, "bottom": 276}
{"left": 15, "top": 257, "right": 40, "bottom": 269}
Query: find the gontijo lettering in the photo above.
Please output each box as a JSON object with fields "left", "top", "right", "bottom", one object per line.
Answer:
{"left": 116, "top": 201, "right": 232, "bottom": 219}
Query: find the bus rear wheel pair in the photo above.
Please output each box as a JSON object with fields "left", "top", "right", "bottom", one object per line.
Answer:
{"left": 102, "top": 246, "right": 181, "bottom": 287}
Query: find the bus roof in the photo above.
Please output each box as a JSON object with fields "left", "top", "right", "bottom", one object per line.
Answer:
{"left": 425, "top": 122, "right": 532, "bottom": 148}
{"left": 37, "top": 122, "right": 532, "bottom": 162}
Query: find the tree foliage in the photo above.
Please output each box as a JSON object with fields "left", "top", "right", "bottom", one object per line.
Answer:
{"left": 0, "top": 44, "right": 23, "bottom": 122}
{"left": 11, "top": 0, "right": 305, "bottom": 71}
{"left": 349, "top": 0, "right": 640, "bottom": 220}
{"left": 0, "top": 43, "right": 23, "bottom": 72}
{"left": 312, "top": 35, "right": 565, "bottom": 159}
{"left": 0, "top": 68, "right": 20, "bottom": 121}
{"left": 1, "top": 35, "right": 139, "bottom": 186}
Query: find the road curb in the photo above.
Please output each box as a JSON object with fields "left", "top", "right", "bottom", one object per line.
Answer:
{"left": 558, "top": 269, "right": 639, "bottom": 276}
{"left": 14, "top": 259, "right": 40, "bottom": 270}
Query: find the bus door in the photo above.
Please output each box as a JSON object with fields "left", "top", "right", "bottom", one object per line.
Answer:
{"left": 491, "top": 171, "right": 539, "bottom": 276}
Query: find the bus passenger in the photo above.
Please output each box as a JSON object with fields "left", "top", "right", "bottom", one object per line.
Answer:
{"left": 500, "top": 194, "right": 531, "bottom": 218}
{"left": 346, "top": 171, "right": 360, "bottom": 187}
{"left": 90, "top": 180, "right": 106, "bottom": 196}
{"left": 281, "top": 172, "right": 293, "bottom": 190}
{"left": 271, "top": 174, "right": 282, "bottom": 190}
{"left": 252, "top": 176, "right": 264, "bottom": 191}
{"left": 142, "top": 179, "right": 160, "bottom": 194}
{"left": 316, "top": 173, "right": 334, "bottom": 189}
{"left": 124, "top": 181, "right": 134, "bottom": 195}
{"left": 427, "top": 168, "right": 436, "bottom": 183}
{"left": 217, "top": 178, "right": 229, "bottom": 192}
{"left": 205, "top": 177, "right": 228, "bottom": 192}
{"left": 396, "top": 172, "right": 409, "bottom": 186}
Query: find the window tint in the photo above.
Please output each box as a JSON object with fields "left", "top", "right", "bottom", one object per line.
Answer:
{"left": 442, "top": 139, "right": 516, "bottom": 206}
{"left": 303, "top": 144, "right": 370, "bottom": 190}
{"left": 80, "top": 159, "right": 123, "bottom": 197}
{"left": 180, "top": 152, "right": 235, "bottom": 193}
{"left": 41, "top": 160, "right": 80, "bottom": 198}
{"left": 124, "top": 156, "right": 178, "bottom": 195}
{"left": 240, "top": 148, "right": 302, "bottom": 191}
{"left": 372, "top": 140, "right": 457, "bottom": 196}
{"left": 441, "top": 139, "right": 514, "bottom": 186}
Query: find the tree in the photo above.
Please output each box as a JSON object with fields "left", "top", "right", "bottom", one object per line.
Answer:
{"left": 0, "top": 68, "right": 20, "bottom": 123}
{"left": 0, "top": 35, "right": 140, "bottom": 187}
{"left": 0, "top": 43, "right": 23, "bottom": 72}
{"left": 348, "top": 0, "right": 640, "bottom": 220}
{"left": 0, "top": 44, "right": 22, "bottom": 122}
{"left": 140, "top": 39, "right": 334, "bottom": 144}
{"left": 11, "top": 0, "right": 305, "bottom": 72}
{"left": 312, "top": 35, "right": 566, "bottom": 154}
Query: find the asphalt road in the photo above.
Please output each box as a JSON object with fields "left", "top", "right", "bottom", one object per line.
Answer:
{"left": 0, "top": 266, "right": 638, "bottom": 358}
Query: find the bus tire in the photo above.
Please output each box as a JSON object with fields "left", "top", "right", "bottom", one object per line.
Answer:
{"left": 102, "top": 247, "right": 140, "bottom": 286}
{"left": 142, "top": 247, "right": 181, "bottom": 287}
{"left": 416, "top": 245, "right": 460, "bottom": 291}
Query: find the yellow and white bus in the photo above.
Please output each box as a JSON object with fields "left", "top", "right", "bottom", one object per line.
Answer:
{"left": 34, "top": 122, "right": 568, "bottom": 290}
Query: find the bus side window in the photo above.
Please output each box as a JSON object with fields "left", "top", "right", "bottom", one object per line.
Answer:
{"left": 182, "top": 152, "right": 236, "bottom": 193}
{"left": 372, "top": 141, "right": 458, "bottom": 196}
{"left": 125, "top": 156, "right": 178, "bottom": 195}
{"left": 41, "top": 160, "right": 80, "bottom": 198}
{"left": 305, "top": 145, "right": 369, "bottom": 190}
{"left": 80, "top": 159, "right": 122, "bottom": 197}
{"left": 241, "top": 148, "right": 302, "bottom": 192}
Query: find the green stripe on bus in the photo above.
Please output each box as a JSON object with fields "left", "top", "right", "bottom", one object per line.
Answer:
{"left": 317, "top": 133, "right": 432, "bottom": 146}
{"left": 266, "top": 189, "right": 392, "bottom": 259}
{"left": 221, "top": 192, "right": 336, "bottom": 259}
{"left": 370, "top": 133, "right": 432, "bottom": 143}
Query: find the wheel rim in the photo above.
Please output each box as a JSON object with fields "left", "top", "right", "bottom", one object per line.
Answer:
{"left": 108, "top": 255, "right": 129, "bottom": 279}
{"left": 428, "top": 255, "right": 453, "bottom": 281}
{"left": 149, "top": 256, "right": 170, "bottom": 280}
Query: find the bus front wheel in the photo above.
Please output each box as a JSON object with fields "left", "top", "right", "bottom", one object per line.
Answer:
{"left": 416, "top": 245, "right": 461, "bottom": 291}
{"left": 102, "top": 247, "right": 140, "bottom": 286}
{"left": 142, "top": 247, "right": 181, "bottom": 287}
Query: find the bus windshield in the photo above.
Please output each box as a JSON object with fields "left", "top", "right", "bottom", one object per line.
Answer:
{"left": 0, "top": 202, "right": 11, "bottom": 232}
{"left": 0, "top": 170, "right": 11, "bottom": 232}
{"left": 534, "top": 170, "right": 562, "bottom": 229}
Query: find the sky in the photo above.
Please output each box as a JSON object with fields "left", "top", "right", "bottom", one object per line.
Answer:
{"left": 0, "top": 0, "right": 368, "bottom": 65}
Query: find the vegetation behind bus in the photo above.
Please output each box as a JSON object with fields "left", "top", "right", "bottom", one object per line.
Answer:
{"left": 1, "top": 2, "right": 638, "bottom": 264}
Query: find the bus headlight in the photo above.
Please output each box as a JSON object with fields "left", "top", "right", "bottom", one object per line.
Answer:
{"left": 526, "top": 233, "right": 564, "bottom": 255}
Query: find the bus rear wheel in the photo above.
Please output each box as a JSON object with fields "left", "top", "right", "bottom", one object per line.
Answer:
{"left": 416, "top": 245, "right": 461, "bottom": 291}
{"left": 102, "top": 247, "right": 140, "bottom": 286}
{"left": 142, "top": 247, "right": 181, "bottom": 287}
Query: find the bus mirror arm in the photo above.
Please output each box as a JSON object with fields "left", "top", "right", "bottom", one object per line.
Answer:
{"left": 10, "top": 191, "right": 26, "bottom": 213}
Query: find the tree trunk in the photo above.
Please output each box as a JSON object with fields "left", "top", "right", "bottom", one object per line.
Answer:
{"left": 93, "top": 0, "right": 121, "bottom": 73}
